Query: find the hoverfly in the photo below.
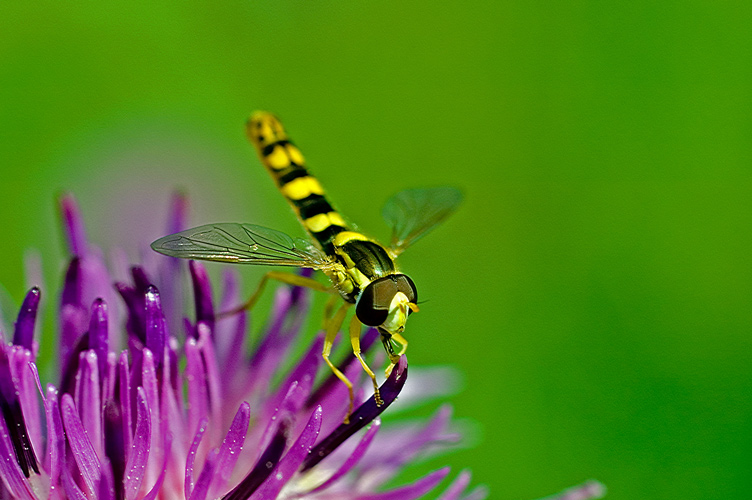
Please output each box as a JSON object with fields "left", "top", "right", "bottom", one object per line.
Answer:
{"left": 151, "top": 112, "right": 462, "bottom": 422}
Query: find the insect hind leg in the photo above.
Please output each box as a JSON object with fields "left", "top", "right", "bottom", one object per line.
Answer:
{"left": 322, "top": 294, "right": 340, "bottom": 330}
{"left": 219, "top": 270, "right": 331, "bottom": 318}
{"left": 349, "top": 315, "right": 383, "bottom": 406}
{"left": 323, "top": 301, "right": 355, "bottom": 424}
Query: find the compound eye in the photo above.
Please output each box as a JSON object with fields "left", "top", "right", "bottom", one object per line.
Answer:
{"left": 394, "top": 274, "right": 418, "bottom": 305}
{"left": 356, "top": 279, "right": 395, "bottom": 326}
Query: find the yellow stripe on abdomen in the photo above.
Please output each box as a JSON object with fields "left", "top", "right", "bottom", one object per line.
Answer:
{"left": 263, "top": 143, "right": 304, "bottom": 170}
{"left": 281, "top": 176, "right": 324, "bottom": 200}
{"left": 304, "top": 212, "right": 347, "bottom": 233}
{"left": 246, "top": 111, "right": 348, "bottom": 254}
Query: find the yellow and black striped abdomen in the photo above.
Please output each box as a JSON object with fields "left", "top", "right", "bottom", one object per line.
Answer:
{"left": 247, "top": 112, "right": 348, "bottom": 254}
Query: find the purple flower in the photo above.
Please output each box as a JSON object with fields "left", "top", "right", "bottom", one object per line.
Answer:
{"left": 0, "top": 194, "right": 605, "bottom": 500}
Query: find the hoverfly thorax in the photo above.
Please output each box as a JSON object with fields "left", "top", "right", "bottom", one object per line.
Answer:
{"left": 355, "top": 274, "right": 418, "bottom": 332}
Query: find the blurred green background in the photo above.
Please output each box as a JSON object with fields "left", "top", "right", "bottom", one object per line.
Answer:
{"left": 1, "top": 2, "right": 751, "bottom": 499}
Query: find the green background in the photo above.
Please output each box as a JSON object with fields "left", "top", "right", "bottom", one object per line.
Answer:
{"left": 1, "top": 2, "right": 750, "bottom": 499}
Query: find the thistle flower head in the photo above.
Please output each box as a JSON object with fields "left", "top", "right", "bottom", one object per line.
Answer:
{"left": 0, "top": 193, "right": 481, "bottom": 500}
{"left": 0, "top": 193, "right": 605, "bottom": 500}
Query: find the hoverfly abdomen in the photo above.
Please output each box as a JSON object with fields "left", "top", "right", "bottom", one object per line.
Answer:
{"left": 247, "top": 112, "right": 348, "bottom": 254}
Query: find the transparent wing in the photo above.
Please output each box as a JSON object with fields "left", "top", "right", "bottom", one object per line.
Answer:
{"left": 382, "top": 187, "right": 463, "bottom": 256}
{"left": 150, "top": 223, "right": 333, "bottom": 269}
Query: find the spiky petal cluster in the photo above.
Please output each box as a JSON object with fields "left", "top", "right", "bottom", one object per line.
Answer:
{"left": 0, "top": 193, "right": 606, "bottom": 500}
{"left": 0, "top": 194, "right": 489, "bottom": 500}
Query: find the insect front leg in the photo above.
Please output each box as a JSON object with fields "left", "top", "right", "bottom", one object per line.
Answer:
{"left": 322, "top": 301, "right": 355, "bottom": 424}
{"left": 382, "top": 332, "right": 408, "bottom": 378}
{"left": 349, "top": 315, "right": 383, "bottom": 406}
{"left": 219, "top": 270, "right": 332, "bottom": 318}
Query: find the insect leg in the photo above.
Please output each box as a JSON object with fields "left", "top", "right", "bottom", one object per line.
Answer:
{"left": 322, "top": 301, "right": 355, "bottom": 424}
{"left": 322, "top": 294, "right": 340, "bottom": 329}
{"left": 349, "top": 315, "right": 383, "bottom": 406}
{"left": 383, "top": 332, "right": 408, "bottom": 378}
{"left": 219, "top": 271, "right": 331, "bottom": 318}
{"left": 392, "top": 332, "right": 409, "bottom": 356}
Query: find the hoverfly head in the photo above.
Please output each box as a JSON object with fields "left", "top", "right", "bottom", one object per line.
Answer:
{"left": 355, "top": 274, "right": 418, "bottom": 333}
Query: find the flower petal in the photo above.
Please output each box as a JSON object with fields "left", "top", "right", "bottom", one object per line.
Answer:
{"left": 0, "top": 412, "right": 36, "bottom": 500}
{"left": 144, "top": 286, "right": 166, "bottom": 369}
{"left": 0, "top": 345, "right": 39, "bottom": 478}
{"left": 43, "top": 385, "right": 65, "bottom": 491}
{"left": 61, "top": 257, "right": 83, "bottom": 308}
{"left": 23, "top": 250, "right": 44, "bottom": 302}
{"left": 302, "top": 355, "right": 409, "bottom": 471}
{"left": 189, "top": 448, "right": 218, "bottom": 500}
{"left": 196, "top": 323, "right": 222, "bottom": 422}
{"left": 166, "top": 191, "right": 189, "bottom": 235}
{"left": 536, "top": 480, "right": 606, "bottom": 500}
{"left": 184, "top": 417, "right": 208, "bottom": 500}
{"left": 123, "top": 387, "right": 151, "bottom": 500}
{"left": 461, "top": 485, "right": 491, "bottom": 500}
{"left": 103, "top": 399, "right": 126, "bottom": 493}
{"left": 156, "top": 192, "right": 189, "bottom": 335}
{"left": 354, "top": 466, "right": 450, "bottom": 500}
{"left": 75, "top": 350, "right": 103, "bottom": 461}
{"left": 185, "top": 336, "right": 209, "bottom": 439}
{"left": 310, "top": 418, "right": 381, "bottom": 494}
{"left": 189, "top": 260, "right": 215, "bottom": 336}
{"left": 61, "top": 463, "right": 89, "bottom": 500}
{"left": 116, "top": 267, "right": 155, "bottom": 345}
{"left": 160, "top": 340, "right": 187, "bottom": 493}
{"left": 9, "top": 346, "right": 43, "bottom": 467}
{"left": 436, "top": 469, "right": 472, "bottom": 500}
{"left": 223, "top": 411, "right": 291, "bottom": 500}
{"left": 58, "top": 325, "right": 89, "bottom": 397}
{"left": 208, "top": 402, "right": 251, "bottom": 498}
{"left": 215, "top": 269, "right": 247, "bottom": 375}
{"left": 359, "top": 404, "right": 456, "bottom": 488}
{"left": 117, "top": 351, "right": 133, "bottom": 455}
{"left": 59, "top": 194, "right": 88, "bottom": 256}
{"left": 12, "top": 287, "right": 40, "bottom": 350}
{"left": 250, "top": 405, "right": 323, "bottom": 500}
{"left": 131, "top": 267, "right": 153, "bottom": 295}
{"left": 98, "top": 458, "right": 116, "bottom": 500}
{"left": 115, "top": 283, "right": 144, "bottom": 344}
{"left": 140, "top": 348, "right": 164, "bottom": 490}
{"left": 263, "top": 334, "right": 323, "bottom": 423}
{"left": 141, "top": 433, "right": 173, "bottom": 500}
{"left": 60, "top": 393, "right": 101, "bottom": 496}
{"left": 254, "top": 374, "right": 314, "bottom": 468}
{"left": 247, "top": 286, "right": 309, "bottom": 398}
{"left": 89, "top": 298, "right": 109, "bottom": 380}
